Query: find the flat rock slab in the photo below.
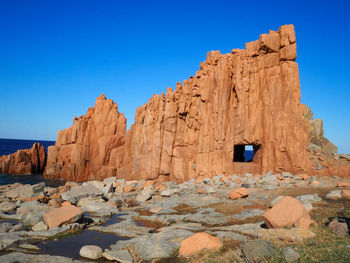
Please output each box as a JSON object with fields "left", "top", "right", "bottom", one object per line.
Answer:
{"left": 44, "top": 205, "right": 83, "bottom": 229}
{"left": 0, "top": 232, "right": 24, "bottom": 251}
{"left": 103, "top": 249, "right": 133, "bottom": 263}
{"left": 110, "top": 229, "right": 193, "bottom": 260}
{"left": 0, "top": 252, "right": 84, "bottom": 263}
{"left": 232, "top": 209, "right": 264, "bottom": 220}
{"left": 90, "top": 219, "right": 152, "bottom": 237}
{"left": 61, "top": 184, "right": 100, "bottom": 204}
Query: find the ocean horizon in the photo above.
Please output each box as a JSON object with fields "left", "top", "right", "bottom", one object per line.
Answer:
{"left": 0, "top": 138, "right": 55, "bottom": 156}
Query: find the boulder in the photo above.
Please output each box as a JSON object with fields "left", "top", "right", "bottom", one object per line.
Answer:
{"left": 229, "top": 187, "right": 249, "bottom": 200}
{"left": 263, "top": 196, "right": 313, "bottom": 229}
{"left": 44, "top": 204, "right": 83, "bottom": 229}
{"left": 79, "top": 245, "right": 103, "bottom": 260}
{"left": 329, "top": 220, "right": 348, "bottom": 237}
{"left": 179, "top": 232, "right": 222, "bottom": 256}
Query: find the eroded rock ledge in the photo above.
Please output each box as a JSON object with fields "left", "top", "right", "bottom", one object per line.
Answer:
{"left": 44, "top": 25, "right": 350, "bottom": 182}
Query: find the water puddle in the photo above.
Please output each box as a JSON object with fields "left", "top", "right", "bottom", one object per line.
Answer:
{"left": 36, "top": 230, "right": 129, "bottom": 260}
{"left": 103, "top": 214, "right": 125, "bottom": 226}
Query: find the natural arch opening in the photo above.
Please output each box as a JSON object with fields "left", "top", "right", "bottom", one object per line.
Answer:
{"left": 233, "top": 144, "right": 261, "bottom": 162}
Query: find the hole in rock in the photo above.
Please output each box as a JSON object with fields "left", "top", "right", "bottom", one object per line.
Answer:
{"left": 233, "top": 144, "right": 261, "bottom": 162}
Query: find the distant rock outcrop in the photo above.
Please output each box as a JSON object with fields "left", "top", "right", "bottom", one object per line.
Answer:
{"left": 44, "top": 94, "right": 126, "bottom": 181}
{"left": 44, "top": 25, "right": 350, "bottom": 182}
{"left": 0, "top": 142, "right": 46, "bottom": 174}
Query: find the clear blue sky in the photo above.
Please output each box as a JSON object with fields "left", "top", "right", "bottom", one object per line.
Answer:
{"left": 0, "top": 0, "right": 349, "bottom": 153}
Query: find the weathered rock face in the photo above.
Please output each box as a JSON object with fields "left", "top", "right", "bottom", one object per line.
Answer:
{"left": 44, "top": 25, "right": 350, "bottom": 182}
{"left": 0, "top": 143, "right": 46, "bottom": 174}
{"left": 120, "top": 24, "right": 311, "bottom": 181}
{"left": 44, "top": 94, "right": 126, "bottom": 181}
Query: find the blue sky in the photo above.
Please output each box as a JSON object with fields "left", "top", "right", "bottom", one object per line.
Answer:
{"left": 0, "top": 0, "right": 349, "bottom": 153}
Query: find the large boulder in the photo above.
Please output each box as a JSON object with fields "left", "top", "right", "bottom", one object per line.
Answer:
{"left": 179, "top": 232, "right": 222, "bottom": 256}
{"left": 44, "top": 204, "right": 83, "bottom": 229}
{"left": 263, "top": 196, "right": 313, "bottom": 229}
{"left": 0, "top": 142, "right": 46, "bottom": 174}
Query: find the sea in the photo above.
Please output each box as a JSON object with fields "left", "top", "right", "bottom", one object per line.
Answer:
{"left": 0, "top": 138, "right": 58, "bottom": 186}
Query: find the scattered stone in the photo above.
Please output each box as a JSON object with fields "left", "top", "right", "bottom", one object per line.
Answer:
{"left": 337, "top": 182, "right": 350, "bottom": 187}
{"left": 136, "top": 186, "right": 154, "bottom": 202}
{"left": 179, "top": 232, "right": 222, "bottom": 256}
{"left": 101, "top": 183, "right": 114, "bottom": 196}
{"left": 160, "top": 188, "right": 179, "bottom": 197}
{"left": 5, "top": 184, "right": 34, "bottom": 200}
{"left": 329, "top": 220, "right": 348, "bottom": 237}
{"left": 123, "top": 185, "right": 133, "bottom": 193}
{"left": 32, "top": 221, "right": 48, "bottom": 231}
{"left": 150, "top": 206, "right": 162, "bottom": 213}
{"left": 0, "top": 201, "right": 16, "bottom": 211}
{"left": 263, "top": 196, "right": 313, "bottom": 229}
{"left": 79, "top": 245, "right": 103, "bottom": 259}
{"left": 310, "top": 180, "right": 320, "bottom": 185}
{"left": 242, "top": 240, "right": 275, "bottom": 262}
{"left": 341, "top": 190, "right": 350, "bottom": 199}
{"left": 326, "top": 190, "right": 342, "bottom": 200}
{"left": 61, "top": 184, "right": 100, "bottom": 204}
{"left": 0, "top": 222, "right": 13, "bottom": 233}
{"left": 283, "top": 246, "right": 300, "bottom": 262}
{"left": 229, "top": 187, "right": 249, "bottom": 200}
{"left": 44, "top": 204, "right": 83, "bottom": 229}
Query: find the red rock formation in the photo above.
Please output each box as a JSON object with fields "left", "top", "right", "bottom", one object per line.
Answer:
{"left": 44, "top": 25, "right": 350, "bottom": 182}
{"left": 119, "top": 25, "right": 312, "bottom": 181}
{"left": 44, "top": 94, "right": 126, "bottom": 181}
{"left": 0, "top": 142, "right": 46, "bottom": 174}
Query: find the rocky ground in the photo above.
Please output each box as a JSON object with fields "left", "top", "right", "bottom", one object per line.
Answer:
{"left": 0, "top": 172, "right": 349, "bottom": 262}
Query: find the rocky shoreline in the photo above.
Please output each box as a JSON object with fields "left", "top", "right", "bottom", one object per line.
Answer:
{"left": 0, "top": 172, "right": 349, "bottom": 262}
